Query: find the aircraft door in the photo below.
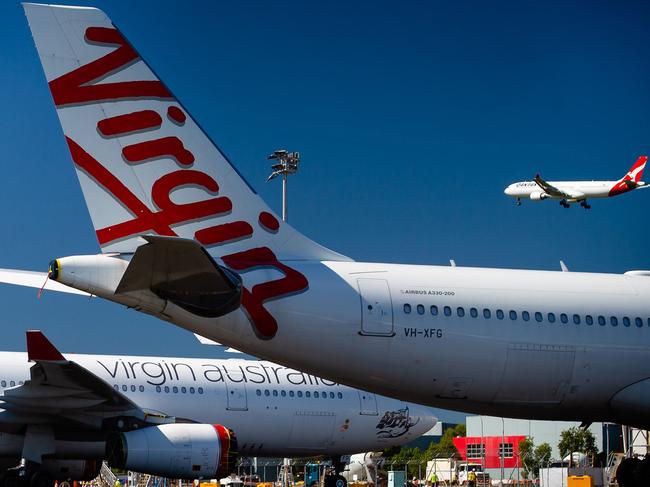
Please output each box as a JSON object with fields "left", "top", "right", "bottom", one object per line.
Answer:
{"left": 357, "top": 278, "right": 394, "bottom": 336}
{"left": 224, "top": 366, "right": 248, "bottom": 411}
{"left": 358, "top": 391, "right": 378, "bottom": 415}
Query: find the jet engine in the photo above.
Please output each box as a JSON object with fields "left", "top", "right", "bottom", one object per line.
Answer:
{"left": 106, "top": 424, "right": 237, "bottom": 479}
{"left": 529, "top": 191, "right": 548, "bottom": 201}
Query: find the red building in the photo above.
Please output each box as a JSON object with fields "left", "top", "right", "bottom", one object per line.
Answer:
{"left": 452, "top": 435, "right": 526, "bottom": 469}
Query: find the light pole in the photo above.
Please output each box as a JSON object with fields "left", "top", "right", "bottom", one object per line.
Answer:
{"left": 267, "top": 149, "right": 300, "bottom": 222}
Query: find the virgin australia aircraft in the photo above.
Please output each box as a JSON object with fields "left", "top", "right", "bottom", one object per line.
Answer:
{"left": 10, "top": 4, "right": 650, "bottom": 431}
{"left": 0, "top": 330, "right": 434, "bottom": 486}
{"left": 504, "top": 156, "right": 648, "bottom": 208}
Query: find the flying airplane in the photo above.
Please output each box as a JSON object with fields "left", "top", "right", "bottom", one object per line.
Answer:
{"left": 9, "top": 3, "right": 650, "bottom": 436}
{"left": 504, "top": 156, "right": 648, "bottom": 208}
{"left": 0, "top": 330, "right": 435, "bottom": 487}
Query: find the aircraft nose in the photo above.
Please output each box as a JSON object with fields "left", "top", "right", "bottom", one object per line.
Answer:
{"left": 504, "top": 185, "right": 514, "bottom": 196}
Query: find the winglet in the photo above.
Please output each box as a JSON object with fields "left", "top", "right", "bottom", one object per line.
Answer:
{"left": 26, "top": 330, "right": 65, "bottom": 362}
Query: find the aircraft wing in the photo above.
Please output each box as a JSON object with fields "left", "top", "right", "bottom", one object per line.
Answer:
{"left": 0, "top": 331, "right": 174, "bottom": 429}
{"left": 0, "top": 268, "right": 91, "bottom": 296}
{"left": 533, "top": 174, "right": 573, "bottom": 198}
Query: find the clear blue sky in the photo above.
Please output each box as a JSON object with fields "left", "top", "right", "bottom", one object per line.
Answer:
{"left": 0, "top": 1, "right": 649, "bottom": 423}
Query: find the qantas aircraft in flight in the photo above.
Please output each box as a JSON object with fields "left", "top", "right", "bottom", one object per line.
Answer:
{"left": 0, "top": 330, "right": 434, "bottom": 486}
{"left": 10, "top": 3, "right": 650, "bottom": 437}
{"left": 504, "top": 156, "right": 648, "bottom": 208}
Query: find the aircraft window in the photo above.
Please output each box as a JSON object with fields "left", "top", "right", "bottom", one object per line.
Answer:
{"left": 297, "top": 391, "right": 303, "bottom": 397}
{"left": 281, "top": 390, "right": 286, "bottom": 397}
{"left": 337, "top": 392, "right": 343, "bottom": 399}
{"left": 264, "top": 389, "right": 270, "bottom": 396}
{"left": 256, "top": 389, "right": 261, "bottom": 396}
{"left": 648, "top": 318, "right": 650, "bottom": 327}
{"left": 289, "top": 391, "right": 295, "bottom": 397}
{"left": 548, "top": 313, "right": 555, "bottom": 323}
{"left": 172, "top": 386, "right": 179, "bottom": 393}
{"left": 598, "top": 316, "right": 606, "bottom": 326}
{"left": 636, "top": 317, "right": 643, "bottom": 328}
{"left": 586, "top": 315, "right": 593, "bottom": 326}
{"left": 522, "top": 311, "right": 530, "bottom": 321}
{"left": 306, "top": 391, "right": 311, "bottom": 398}
{"left": 403, "top": 304, "right": 411, "bottom": 314}
{"left": 534, "top": 312, "right": 542, "bottom": 322}
{"left": 560, "top": 313, "right": 568, "bottom": 324}
{"left": 181, "top": 387, "right": 187, "bottom": 394}
{"left": 113, "top": 384, "right": 118, "bottom": 391}
{"left": 189, "top": 387, "right": 195, "bottom": 394}
{"left": 155, "top": 385, "right": 161, "bottom": 392}
{"left": 139, "top": 385, "right": 144, "bottom": 392}
{"left": 444, "top": 306, "right": 452, "bottom": 317}
{"left": 417, "top": 304, "right": 425, "bottom": 315}
{"left": 273, "top": 390, "right": 278, "bottom": 397}
{"left": 623, "top": 317, "right": 631, "bottom": 327}
{"left": 483, "top": 309, "right": 491, "bottom": 319}
{"left": 330, "top": 392, "right": 335, "bottom": 399}
{"left": 430, "top": 305, "right": 438, "bottom": 316}
{"left": 9, "top": 381, "right": 15, "bottom": 387}
{"left": 18, "top": 381, "right": 23, "bottom": 385}
{"left": 198, "top": 387, "right": 204, "bottom": 394}
{"left": 610, "top": 316, "right": 618, "bottom": 327}
{"left": 470, "top": 308, "right": 478, "bottom": 318}
{"left": 314, "top": 391, "right": 319, "bottom": 398}
{"left": 509, "top": 310, "right": 517, "bottom": 320}
{"left": 457, "top": 307, "right": 465, "bottom": 317}
{"left": 573, "top": 314, "right": 580, "bottom": 325}
{"left": 496, "top": 309, "right": 504, "bottom": 320}
{"left": 122, "top": 385, "right": 127, "bottom": 392}
{"left": 130, "top": 385, "right": 136, "bottom": 392}
{"left": 164, "top": 386, "right": 170, "bottom": 393}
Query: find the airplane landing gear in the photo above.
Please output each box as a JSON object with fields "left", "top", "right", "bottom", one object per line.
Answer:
{"left": 560, "top": 200, "right": 570, "bottom": 208}
{"left": 515, "top": 198, "right": 521, "bottom": 206}
{"left": 580, "top": 200, "right": 591, "bottom": 209}
{"left": 324, "top": 457, "right": 347, "bottom": 487}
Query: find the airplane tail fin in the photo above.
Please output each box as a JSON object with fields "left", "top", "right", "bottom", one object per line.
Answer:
{"left": 609, "top": 156, "right": 648, "bottom": 196}
{"left": 620, "top": 156, "right": 648, "bottom": 183}
{"left": 23, "top": 4, "right": 349, "bottom": 263}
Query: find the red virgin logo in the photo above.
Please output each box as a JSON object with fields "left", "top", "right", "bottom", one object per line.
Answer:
{"left": 50, "top": 27, "right": 308, "bottom": 340}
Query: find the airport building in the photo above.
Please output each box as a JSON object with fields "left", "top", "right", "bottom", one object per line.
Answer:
{"left": 455, "top": 416, "right": 622, "bottom": 480}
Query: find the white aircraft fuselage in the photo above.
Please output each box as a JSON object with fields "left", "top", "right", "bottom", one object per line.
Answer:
{"left": 0, "top": 351, "right": 435, "bottom": 457}
{"left": 82, "top": 260, "right": 648, "bottom": 428}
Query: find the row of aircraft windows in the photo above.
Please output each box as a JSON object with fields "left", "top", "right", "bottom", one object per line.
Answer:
{"left": 256, "top": 389, "right": 344, "bottom": 399}
{"left": 0, "top": 380, "right": 23, "bottom": 388}
{"left": 403, "top": 303, "right": 650, "bottom": 328}
{"left": 112, "top": 384, "right": 205, "bottom": 394}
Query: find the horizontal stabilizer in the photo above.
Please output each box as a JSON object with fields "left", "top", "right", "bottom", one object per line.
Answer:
{"left": 116, "top": 236, "right": 242, "bottom": 318}
{"left": 0, "top": 268, "right": 90, "bottom": 296}
{"left": 193, "top": 333, "right": 242, "bottom": 353}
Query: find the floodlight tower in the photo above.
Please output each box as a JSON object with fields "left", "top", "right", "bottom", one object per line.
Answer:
{"left": 267, "top": 149, "right": 300, "bottom": 222}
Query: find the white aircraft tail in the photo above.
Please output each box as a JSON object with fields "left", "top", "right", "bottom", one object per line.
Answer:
{"left": 24, "top": 3, "right": 348, "bottom": 263}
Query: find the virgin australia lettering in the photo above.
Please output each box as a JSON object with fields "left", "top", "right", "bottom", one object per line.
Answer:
{"left": 95, "top": 358, "right": 338, "bottom": 387}
{"left": 14, "top": 4, "right": 650, "bottom": 430}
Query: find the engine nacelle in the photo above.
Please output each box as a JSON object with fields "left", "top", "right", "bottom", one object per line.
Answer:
{"left": 529, "top": 191, "right": 548, "bottom": 201}
{"left": 40, "top": 459, "right": 101, "bottom": 481}
{"left": 107, "top": 424, "right": 237, "bottom": 479}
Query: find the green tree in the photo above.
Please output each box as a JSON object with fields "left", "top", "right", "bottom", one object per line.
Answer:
{"left": 424, "top": 424, "right": 466, "bottom": 460}
{"left": 558, "top": 427, "right": 597, "bottom": 466}
{"left": 518, "top": 438, "right": 552, "bottom": 479}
